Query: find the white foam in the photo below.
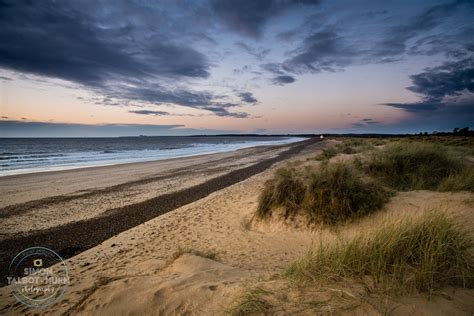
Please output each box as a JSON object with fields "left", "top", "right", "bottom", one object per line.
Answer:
{"left": 0, "top": 137, "right": 306, "bottom": 176}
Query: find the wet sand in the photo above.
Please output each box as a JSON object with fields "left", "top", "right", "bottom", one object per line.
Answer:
{"left": 0, "top": 138, "right": 318, "bottom": 284}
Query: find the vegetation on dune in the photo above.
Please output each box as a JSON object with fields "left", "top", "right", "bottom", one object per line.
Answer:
{"left": 314, "top": 138, "right": 375, "bottom": 161}
{"left": 259, "top": 138, "right": 473, "bottom": 225}
{"left": 285, "top": 212, "right": 474, "bottom": 294}
{"left": 438, "top": 167, "right": 474, "bottom": 192}
{"left": 409, "top": 136, "right": 474, "bottom": 148}
{"left": 242, "top": 136, "right": 474, "bottom": 313}
{"left": 315, "top": 146, "right": 339, "bottom": 161}
{"left": 365, "top": 141, "right": 465, "bottom": 191}
{"left": 304, "top": 163, "right": 390, "bottom": 225}
{"left": 256, "top": 168, "right": 306, "bottom": 218}
{"left": 257, "top": 163, "right": 391, "bottom": 225}
{"left": 226, "top": 287, "right": 273, "bottom": 316}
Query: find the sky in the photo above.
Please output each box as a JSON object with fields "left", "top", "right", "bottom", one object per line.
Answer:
{"left": 0, "top": 0, "right": 473, "bottom": 137}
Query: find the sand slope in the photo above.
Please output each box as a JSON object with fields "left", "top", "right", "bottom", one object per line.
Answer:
{"left": 73, "top": 254, "right": 249, "bottom": 315}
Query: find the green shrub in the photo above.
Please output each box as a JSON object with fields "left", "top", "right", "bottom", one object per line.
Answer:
{"left": 366, "top": 142, "right": 463, "bottom": 190}
{"left": 285, "top": 212, "right": 474, "bottom": 294}
{"left": 304, "top": 163, "right": 391, "bottom": 225}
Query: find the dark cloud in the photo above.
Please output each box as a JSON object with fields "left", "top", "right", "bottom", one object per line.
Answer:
{"left": 260, "top": 63, "right": 296, "bottom": 85}
{"left": 207, "top": 108, "right": 250, "bottom": 118}
{"left": 116, "top": 87, "right": 250, "bottom": 118}
{"left": 383, "top": 57, "right": 474, "bottom": 124}
{"left": 352, "top": 118, "right": 381, "bottom": 128}
{"left": 361, "top": 118, "right": 380, "bottom": 125}
{"left": 238, "top": 92, "right": 258, "bottom": 104}
{"left": 0, "top": 0, "right": 252, "bottom": 118}
{"left": 0, "top": 1, "right": 210, "bottom": 85}
{"left": 384, "top": 57, "right": 474, "bottom": 108}
{"left": 384, "top": 102, "right": 442, "bottom": 113}
{"left": 129, "top": 110, "right": 170, "bottom": 116}
{"left": 275, "top": 1, "right": 473, "bottom": 76}
{"left": 373, "top": 1, "right": 466, "bottom": 58}
{"left": 282, "top": 30, "right": 354, "bottom": 73}
{"left": 0, "top": 76, "right": 12, "bottom": 81}
{"left": 272, "top": 75, "right": 296, "bottom": 85}
{"left": 210, "top": 0, "right": 320, "bottom": 38}
{"left": 406, "top": 58, "right": 474, "bottom": 102}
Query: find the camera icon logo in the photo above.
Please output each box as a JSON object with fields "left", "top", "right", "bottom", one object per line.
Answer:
{"left": 33, "top": 259, "right": 43, "bottom": 267}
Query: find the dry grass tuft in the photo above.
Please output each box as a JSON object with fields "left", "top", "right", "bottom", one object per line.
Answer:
{"left": 365, "top": 142, "right": 464, "bottom": 191}
{"left": 226, "top": 287, "right": 273, "bottom": 316}
{"left": 285, "top": 211, "right": 474, "bottom": 294}
{"left": 257, "top": 163, "right": 391, "bottom": 225}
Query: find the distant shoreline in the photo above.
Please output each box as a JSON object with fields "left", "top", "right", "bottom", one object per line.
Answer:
{"left": 0, "top": 136, "right": 306, "bottom": 177}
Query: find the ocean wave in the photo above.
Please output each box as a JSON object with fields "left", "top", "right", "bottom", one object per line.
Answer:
{"left": 0, "top": 137, "right": 307, "bottom": 176}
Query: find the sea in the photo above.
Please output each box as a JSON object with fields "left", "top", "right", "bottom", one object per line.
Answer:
{"left": 0, "top": 136, "right": 306, "bottom": 176}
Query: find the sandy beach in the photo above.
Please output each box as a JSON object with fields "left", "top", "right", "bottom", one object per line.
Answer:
{"left": 1, "top": 138, "right": 473, "bottom": 315}
{"left": 0, "top": 139, "right": 316, "bottom": 284}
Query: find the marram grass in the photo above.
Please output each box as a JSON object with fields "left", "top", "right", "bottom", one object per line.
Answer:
{"left": 257, "top": 163, "right": 391, "bottom": 225}
{"left": 256, "top": 167, "right": 306, "bottom": 218}
{"left": 366, "top": 141, "right": 464, "bottom": 191}
{"left": 285, "top": 212, "right": 474, "bottom": 294}
{"left": 225, "top": 287, "right": 273, "bottom": 316}
{"left": 304, "top": 163, "right": 390, "bottom": 225}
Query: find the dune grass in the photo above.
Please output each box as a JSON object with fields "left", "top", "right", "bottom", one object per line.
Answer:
{"left": 366, "top": 142, "right": 465, "bottom": 191}
{"left": 315, "top": 146, "right": 339, "bottom": 161}
{"left": 438, "top": 167, "right": 474, "bottom": 192}
{"left": 404, "top": 135, "right": 474, "bottom": 148}
{"left": 304, "top": 163, "right": 391, "bottom": 225}
{"left": 285, "top": 212, "right": 474, "bottom": 294}
{"left": 314, "top": 138, "right": 375, "bottom": 161}
{"left": 256, "top": 168, "right": 306, "bottom": 218}
{"left": 226, "top": 287, "right": 273, "bottom": 316}
{"left": 257, "top": 163, "right": 391, "bottom": 225}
